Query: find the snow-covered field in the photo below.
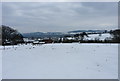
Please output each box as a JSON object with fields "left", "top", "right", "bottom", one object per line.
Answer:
{"left": 2, "top": 43, "right": 118, "bottom": 79}
{"left": 0, "top": 46, "right": 2, "bottom": 80}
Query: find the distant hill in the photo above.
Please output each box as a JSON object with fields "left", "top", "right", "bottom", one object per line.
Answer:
{"left": 68, "top": 30, "right": 107, "bottom": 33}
{"left": 22, "top": 32, "right": 69, "bottom": 38}
{"left": 22, "top": 30, "right": 108, "bottom": 38}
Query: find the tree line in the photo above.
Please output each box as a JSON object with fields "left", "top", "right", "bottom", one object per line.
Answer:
{"left": 0, "top": 25, "right": 120, "bottom": 46}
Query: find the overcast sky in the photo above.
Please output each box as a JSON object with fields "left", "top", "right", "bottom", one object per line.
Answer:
{"left": 2, "top": 2, "right": 118, "bottom": 33}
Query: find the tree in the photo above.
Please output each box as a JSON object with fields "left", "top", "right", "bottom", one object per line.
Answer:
{"left": 79, "top": 32, "right": 88, "bottom": 41}
{"left": 1, "top": 25, "right": 24, "bottom": 45}
{"left": 110, "top": 29, "right": 120, "bottom": 43}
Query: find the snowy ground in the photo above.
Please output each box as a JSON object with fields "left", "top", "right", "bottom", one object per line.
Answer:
{"left": 2, "top": 43, "right": 118, "bottom": 79}
{"left": 0, "top": 46, "right": 2, "bottom": 80}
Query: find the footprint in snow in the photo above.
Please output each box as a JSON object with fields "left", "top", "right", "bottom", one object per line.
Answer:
{"left": 98, "top": 70, "right": 101, "bottom": 72}
{"left": 106, "top": 59, "right": 108, "bottom": 62}
{"left": 97, "top": 64, "right": 100, "bottom": 67}
{"left": 93, "top": 50, "right": 96, "bottom": 51}
{"left": 52, "top": 48, "right": 55, "bottom": 50}
{"left": 32, "top": 47, "right": 35, "bottom": 48}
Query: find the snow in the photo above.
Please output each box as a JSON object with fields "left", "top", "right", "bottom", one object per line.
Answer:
{"left": 66, "top": 37, "right": 75, "bottom": 40}
{"left": 0, "top": 46, "right": 2, "bottom": 80}
{"left": 2, "top": 43, "right": 118, "bottom": 79}
{"left": 84, "top": 33, "right": 113, "bottom": 41}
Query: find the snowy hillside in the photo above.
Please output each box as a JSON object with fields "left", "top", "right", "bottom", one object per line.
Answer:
{"left": 83, "top": 33, "right": 113, "bottom": 41}
{"left": 2, "top": 43, "right": 118, "bottom": 79}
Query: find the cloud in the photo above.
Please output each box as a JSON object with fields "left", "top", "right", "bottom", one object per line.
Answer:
{"left": 2, "top": 0, "right": 119, "bottom": 2}
{"left": 0, "top": 3, "right": 2, "bottom": 25}
{"left": 2, "top": 2, "right": 118, "bottom": 33}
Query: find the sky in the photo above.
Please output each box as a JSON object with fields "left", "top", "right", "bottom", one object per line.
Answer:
{"left": 2, "top": 2, "right": 118, "bottom": 33}
{"left": 0, "top": 3, "right": 2, "bottom": 26}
